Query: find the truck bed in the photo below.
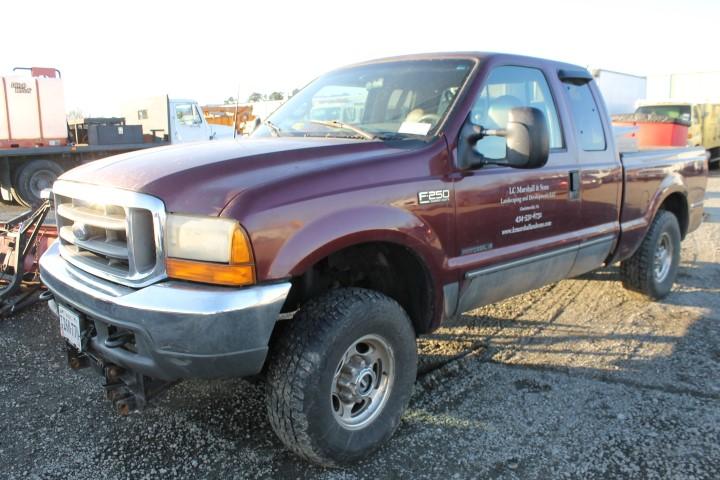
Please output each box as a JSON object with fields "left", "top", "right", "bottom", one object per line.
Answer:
{"left": 616, "top": 146, "right": 708, "bottom": 260}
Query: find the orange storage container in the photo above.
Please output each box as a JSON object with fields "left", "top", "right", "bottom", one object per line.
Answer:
{"left": 612, "top": 114, "right": 689, "bottom": 148}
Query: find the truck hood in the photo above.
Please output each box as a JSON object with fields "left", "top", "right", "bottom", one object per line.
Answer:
{"left": 58, "top": 137, "right": 414, "bottom": 215}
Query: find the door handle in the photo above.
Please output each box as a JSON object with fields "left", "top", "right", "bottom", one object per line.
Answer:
{"left": 569, "top": 170, "right": 580, "bottom": 200}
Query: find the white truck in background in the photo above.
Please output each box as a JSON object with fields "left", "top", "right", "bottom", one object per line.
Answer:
{"left": 1, "top": 67, "right": 232, "bottom": 206}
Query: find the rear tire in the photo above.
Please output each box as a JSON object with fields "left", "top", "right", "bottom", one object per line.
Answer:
{"left": 265, "top": 288, "right": 417, "bottom": 466}
{"left": 13, "top": 159, "right": 64, "bottom": 207}
{"left": 620, "top": 210, "right": 681, "bottom": 299}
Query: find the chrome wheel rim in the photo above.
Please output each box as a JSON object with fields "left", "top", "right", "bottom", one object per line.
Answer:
{"left": 330, "top": 334, "right": 395, "bottom": 430}
{"left": 30, "top": 170, "right": 57, "bottom": 200}
{"left": 654, "top": 232, "right": 673, "bottom": 282}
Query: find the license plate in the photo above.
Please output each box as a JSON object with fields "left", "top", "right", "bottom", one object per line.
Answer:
{"left": 58, "top": 304, "right": 83, "bottom": 351}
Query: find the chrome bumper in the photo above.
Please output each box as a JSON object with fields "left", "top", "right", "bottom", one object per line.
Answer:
{"left": 40, "top": 241, "right": 290, "bottom": 380}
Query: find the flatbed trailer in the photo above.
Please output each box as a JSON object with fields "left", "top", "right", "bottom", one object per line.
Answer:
{"left": 0, "top": 141, "right": 165, "bottom": 207}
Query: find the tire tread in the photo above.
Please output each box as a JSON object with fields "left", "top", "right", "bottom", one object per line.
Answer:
{"left": 266, "top": 288, "right": 410, "bottom": 466}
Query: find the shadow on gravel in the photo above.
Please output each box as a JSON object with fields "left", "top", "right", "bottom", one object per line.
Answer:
{"left": 416, "top": 257, "right": 720, "bottom": 396}
{"left": 578, "top": 263, "right": 720, "bottom": 296}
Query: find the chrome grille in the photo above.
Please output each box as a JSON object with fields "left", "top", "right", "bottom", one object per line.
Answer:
{"left": 52, "top": 180, "right": 167, "bottom": 288}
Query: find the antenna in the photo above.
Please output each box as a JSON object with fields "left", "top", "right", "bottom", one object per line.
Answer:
{"left": 233, "top": 84, "right": 241, "bottom": 139}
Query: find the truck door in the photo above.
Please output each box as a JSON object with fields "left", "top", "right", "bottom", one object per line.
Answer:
{"left": 171, "top": 101, "right": 211, "bottom": 143}
{"left": 454, "top": 65, "right": 581, "bottom": 313}
{"left": 559, "top": 79, "right": 622, "bottom": 276}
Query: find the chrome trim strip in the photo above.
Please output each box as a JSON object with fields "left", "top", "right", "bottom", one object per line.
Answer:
{"left": 58, "top": 226, "right": 129, "bottom": 259}
{"left": 56, "top": 204, "right": 126, "bottom": 230}
{"left": 690, "top": 200, "right": 704, "bottom": 209}
{"left": 620, "top": 217, "right": 647, "bottom": 232}
{"left": 52, "top": 180, "right": 168, "bottom": 288}
{"left": 465, "top": 235, "right": 614, "bottom": 279}
{"left": 580, "top": 234, "right": 616, "bottom": 249}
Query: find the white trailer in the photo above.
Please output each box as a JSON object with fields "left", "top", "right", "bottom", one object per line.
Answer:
{"left": 1, "top": 68, "right": 230, "bottom": 206}
{"left": 592, "top": 69, "right": 647, "bottom": 116}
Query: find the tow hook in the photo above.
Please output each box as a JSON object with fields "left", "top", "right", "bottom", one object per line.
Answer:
{"left": 104, "top": 331, "right": 134, "bottom": 349}
{"left": 66, "top": 347, "right": 89, "bottom": 370}
{"left": 101, "top": 364, "right": 174, "bottom": 416}
{"left": 38, "top": 290, "right": 54, "bottom": 302}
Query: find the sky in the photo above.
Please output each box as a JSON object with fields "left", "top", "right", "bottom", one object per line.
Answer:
{"left": 2, "top": 0, "right": 719, "bottom": 116}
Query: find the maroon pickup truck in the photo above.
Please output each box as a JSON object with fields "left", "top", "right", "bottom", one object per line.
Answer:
{"left": 39, "top": 52, "right": 707, "bottom": 465}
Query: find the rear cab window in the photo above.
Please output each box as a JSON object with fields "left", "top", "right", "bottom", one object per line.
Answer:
{"left": 563, "top": 83, "right": 606, "bottom": 151}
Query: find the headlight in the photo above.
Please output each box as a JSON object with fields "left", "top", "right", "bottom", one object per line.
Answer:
{"left": 164, "top": 214, "right": 255, "bottom": 286}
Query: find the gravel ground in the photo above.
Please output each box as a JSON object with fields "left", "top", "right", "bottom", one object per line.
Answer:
{"left": 1, "top": 171, "right": 719, "bottom": 479}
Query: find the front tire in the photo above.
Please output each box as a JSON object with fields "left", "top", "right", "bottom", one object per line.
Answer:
{"left": 13, "top": 159, "right": 64, "bottom": 207}
{"left": 266, "top": 288, "right": 417, "bottom": 466}
{"left": 620, "top": 210, "right": 681, "bottom": 299}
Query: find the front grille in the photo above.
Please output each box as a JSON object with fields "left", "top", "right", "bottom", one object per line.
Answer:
{"left": 53, "top": 180, "right": 167, "bottom": 287}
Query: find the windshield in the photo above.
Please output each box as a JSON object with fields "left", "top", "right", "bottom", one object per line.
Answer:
{"left": 253, "top": 59, "right": 474, "bottom": 139}
{"left": 635, "top": 105, "right": 692, "bottom": 125}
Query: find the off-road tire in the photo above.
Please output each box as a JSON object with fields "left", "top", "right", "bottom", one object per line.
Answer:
{"left": 13, "top": 159, "right": 64, "bottom": 207}
{"left": 620, "top": 210, "right": 681, "bottom": 299}
{"left": 265, "top": 287, "right": 417, "bottom": 466}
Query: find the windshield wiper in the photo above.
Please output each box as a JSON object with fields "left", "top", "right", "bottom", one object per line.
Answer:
{"left": 308, "top": 120, "right": 376, "bottom": 140}
{"left": 265, "top": 120, "right": 281, "bottom": 137}
{"left": 375, "top": 132, "right": 415, "bottom": 140}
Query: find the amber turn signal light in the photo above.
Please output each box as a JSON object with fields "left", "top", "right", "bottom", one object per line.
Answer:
{"left": 166, "top": 259, "right": 255, "bottom": 286}
{"left": 166, "top": 225, "right": 256, "bottom": 286}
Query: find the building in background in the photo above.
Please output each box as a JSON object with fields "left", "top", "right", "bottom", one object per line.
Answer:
{"left": 647, "top": 71, "right": 720, "bottom": 102}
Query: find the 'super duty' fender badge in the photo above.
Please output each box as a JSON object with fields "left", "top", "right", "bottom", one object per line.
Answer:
{"left": 418, "top": 189, "right": 450, "bottom": 205}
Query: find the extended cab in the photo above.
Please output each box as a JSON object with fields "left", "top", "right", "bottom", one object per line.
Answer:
{"left": 39, "top": 53, "right": 708, "bottom": 465}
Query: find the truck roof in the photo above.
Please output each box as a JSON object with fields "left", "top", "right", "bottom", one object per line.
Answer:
{"left": 340, "top": 51, "right": 586, "bottom": 73}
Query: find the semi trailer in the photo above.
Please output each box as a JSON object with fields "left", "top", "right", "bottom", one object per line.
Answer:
{"left": 1, "top": 67, "right": 230, "bottom": 206}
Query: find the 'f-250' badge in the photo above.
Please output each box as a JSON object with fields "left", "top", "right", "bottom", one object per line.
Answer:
{"left": 418, "top": 190, "right": 450, "bottom": 204}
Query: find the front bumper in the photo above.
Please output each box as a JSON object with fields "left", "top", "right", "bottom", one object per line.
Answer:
{"left": 40, "top": 241, "right": 290, "bottom": 381}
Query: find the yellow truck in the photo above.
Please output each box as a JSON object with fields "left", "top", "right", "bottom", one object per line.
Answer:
{"left": 635, "top": 100, "right": 720, "bottom": 166}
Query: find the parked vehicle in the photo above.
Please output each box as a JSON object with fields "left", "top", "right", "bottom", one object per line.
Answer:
{"left": 1, "top": 67, "right": 229, "bottom": 206}
{"left": 612, "top": 113, "right": 689, "bottom": 148}
{"left": 635, "top": 100, "right": 720, "bottom": 167}
{"left": 591, "top": 68, "right": 647, "bottom": 115}
{"left": 201, "top": 104, "right": 255, "bottom": 136}
{"left": 39, "top": 53, "right": 708, "bottom": 466}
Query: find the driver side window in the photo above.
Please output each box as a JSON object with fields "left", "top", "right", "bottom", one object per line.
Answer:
{"left": 471, "top": 66, "right": 563, "bottom": 159}
{"left": 176, "top": 103, "right": 203, "bottom": 126}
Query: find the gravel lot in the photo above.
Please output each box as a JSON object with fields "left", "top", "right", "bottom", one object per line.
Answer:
{"left": 1, "top": 171, "right": 719, "bottom": 479}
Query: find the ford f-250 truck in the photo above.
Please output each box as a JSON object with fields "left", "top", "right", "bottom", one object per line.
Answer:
{"left": 39, "top": 53, "right": 708, "bottom": 466}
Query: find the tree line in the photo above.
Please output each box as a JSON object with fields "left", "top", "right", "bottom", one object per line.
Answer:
{"left": 224, "top": 89, "right": 301, "bottom": 104}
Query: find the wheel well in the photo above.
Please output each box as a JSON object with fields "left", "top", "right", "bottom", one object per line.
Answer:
{"left": 659, "top": 193, "right": 688, "bottom": 239}
{"left": 283, "top": 242, "right": 434, "bottom": 335}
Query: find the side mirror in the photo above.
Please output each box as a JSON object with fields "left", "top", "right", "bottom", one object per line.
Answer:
{"left": 460, "top": 107, "right": 550, "bottom": 170}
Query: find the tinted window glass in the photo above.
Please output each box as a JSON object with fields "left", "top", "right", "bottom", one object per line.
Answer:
{"left": 564, "top": 83, "right": 606, "bottom": 151}
{"left": 253, "top": 59, "right": 473, "bottom": 139}
{"left": 176, "top": 103, "right": 203, "bottom": 126}
{"left": 470, "top": 66, "right": 563, "bottom": 160}
{"left": 635, "top": 104, "right": 691, "bottom": 125}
